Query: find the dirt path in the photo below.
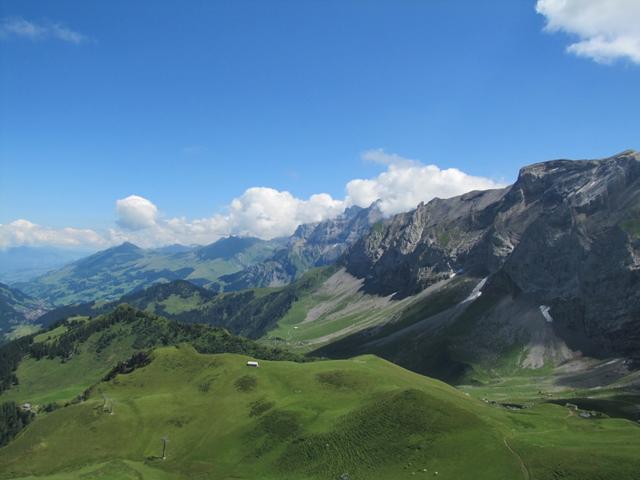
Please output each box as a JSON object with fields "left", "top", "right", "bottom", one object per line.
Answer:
{"left": 503, "top": 437, "right": 530, "bottom": 480}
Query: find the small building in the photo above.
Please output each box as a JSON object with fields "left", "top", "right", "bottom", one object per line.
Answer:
{"left": 246, "top": 361, "right": 259, "bottom": 368}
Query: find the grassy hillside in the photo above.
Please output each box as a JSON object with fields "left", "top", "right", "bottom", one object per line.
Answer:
{"left": 1, "top": 346, "right": 639, "bottom": 479}
{"left": 0, "top": 305, "right": 302, "bottom": 407}
{"left": 17, "top": 238, "right": 283, "bottom": 306}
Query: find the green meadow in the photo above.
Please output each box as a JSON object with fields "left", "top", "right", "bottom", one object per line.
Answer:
{"left": 1, "top": 346, "right": 639, "bottom": 480}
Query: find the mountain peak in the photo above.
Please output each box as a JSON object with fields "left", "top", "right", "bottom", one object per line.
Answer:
{"left": 69, "top": 241, "right": 144, "bottom": 275}
{"left": 513, "top": 150, "right": 640, "bottom": 205}
{"left": 517, "top": 149, "right": 639, "bottom": 179}
{"left": 617, "top": 149, "right": 639, "bottom": 158}
{"left": 196, "top": 236, "right": 264, "bottom": 260}
{"left": 115, "top": 241, "right": 142, "bottom": 251}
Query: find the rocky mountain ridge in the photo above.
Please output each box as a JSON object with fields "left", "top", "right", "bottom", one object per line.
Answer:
{"left": 344, "top": 150, "right": 640, "bottom": 360}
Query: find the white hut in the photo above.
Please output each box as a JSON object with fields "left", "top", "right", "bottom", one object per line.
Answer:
{"left": 246, "top": 361, "right": 259, "bottom": 368}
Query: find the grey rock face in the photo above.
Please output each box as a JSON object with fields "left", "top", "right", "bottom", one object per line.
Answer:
{"left": 346, "top": 187, "right": 511, "bottom": 296}
{"left": 345, "top": 150, "right": 640, "bottom": 358}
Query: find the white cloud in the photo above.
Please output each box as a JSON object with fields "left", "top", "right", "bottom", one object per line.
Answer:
{"left": 0, "top": 220, "right": 108, "bottom": 249}
{"left": 536, "top": 0, "right": 640, "bottom": 64}
{"left": 1, "top": 151, "right": 504, "bottom": 249}
{"left": 105, "top": 188, "right": 346, "bottom": 247}
{"left": 225, "top": 188, "right": 345, "bottom": 239}
{"left": 0, "top": 17, "right": 87, "bottom": 44}
{"left": 116, "top": 195, "right": 159, "bottom": 230}
{"left": 346, "top": 150, "right": 503, "bottom": 215}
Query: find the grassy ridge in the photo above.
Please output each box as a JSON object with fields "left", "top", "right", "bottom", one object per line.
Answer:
{"left": 0, "top": 305, "right": 303, "bottom": 406}
{"left": 1, "top": 347, "right": 639, "bottom": 479}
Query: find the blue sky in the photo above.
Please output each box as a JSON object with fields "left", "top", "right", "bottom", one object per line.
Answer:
{"left": 1, "top": 0, "right": 639, "bottom": 248}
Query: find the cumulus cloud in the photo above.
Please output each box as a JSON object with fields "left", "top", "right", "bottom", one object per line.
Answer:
{"left": 0, "top": 17, "right": 87, "bottom": 44}
{"left": 536, "top": 0, "right": 640, "bottom": 64}
{"left": 346, "top": 150, "right": 503, "bottom": 215}
{"left": 0, "top": 219, "right": 108, "bottom": 249}
{"left": 104, "top": 188, "right": 346, "bottom": 247}
{"left": 116, "top": 195, "right": 159, "bottom": 230}
{"left": 2, "top": 151, "right": 504, "bottom": 249}
{"left": 225, "top": 188, "right": 345, "bottom": 239}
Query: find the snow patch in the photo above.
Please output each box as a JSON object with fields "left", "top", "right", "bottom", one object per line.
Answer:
{"left": 462, "top": 278, "right": 486, "bottom": 303}
{"left": 539, "top": 305, "right": 553, "bottom": 323}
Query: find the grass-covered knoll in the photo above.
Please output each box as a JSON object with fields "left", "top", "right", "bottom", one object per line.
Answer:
{"left": 0, "top": 305, "right": 302, "bottom": 406}
{"left": 1, "top": 347, "right": 639, "bottom": 480}
{"left": 3, "top": 324, "right": 40, "bottom": 341}
{"left": 17, "top": 237, "right": 283, "bottom": 306}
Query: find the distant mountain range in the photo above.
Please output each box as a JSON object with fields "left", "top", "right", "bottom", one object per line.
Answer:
{"left": 14, "top": 237, "right": 283, "bottom": 306}
{"left": 13, "top": 204, "right": 382, "bottom": 307}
